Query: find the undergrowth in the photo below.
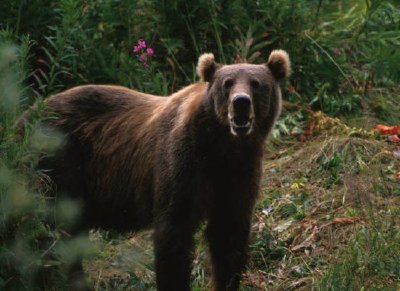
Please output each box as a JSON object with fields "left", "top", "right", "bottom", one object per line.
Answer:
{"left": 319, "top": 216, "right": 400, "bottom": 290}
{"left": 248, "top": 129, "right": 400, "bottom": 290}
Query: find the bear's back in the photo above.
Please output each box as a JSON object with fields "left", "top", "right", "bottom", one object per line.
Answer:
{"left": 40, "top": 83, "right": 208, "bottom": 231}
{"left": 45, "top": 85, "right": 164, "bottom": 131}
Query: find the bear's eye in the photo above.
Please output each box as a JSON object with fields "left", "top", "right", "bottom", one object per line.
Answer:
{"left": 250, "top": 79, "right": 260, "bottom": 90}
{"left": 223, "top": 79, "right": 234, "bottom": 90}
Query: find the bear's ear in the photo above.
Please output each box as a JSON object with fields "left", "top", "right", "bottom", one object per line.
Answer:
{"left": 267, "top": 50, "right": 291, "bottom": 81}
{"left": 197, "top": 53, "right": 219, "bottom": 82}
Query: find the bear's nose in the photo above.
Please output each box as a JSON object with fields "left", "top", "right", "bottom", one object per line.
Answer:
{"left": 232, "top": 95, "right": 251, "bottom": 114}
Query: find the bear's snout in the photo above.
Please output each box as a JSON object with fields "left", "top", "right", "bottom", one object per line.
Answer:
{"left": 229, "top": 93, "right": 253, "bottom": 136}
{"left": 232, "top": 95, "right": 251, "bottom": 122}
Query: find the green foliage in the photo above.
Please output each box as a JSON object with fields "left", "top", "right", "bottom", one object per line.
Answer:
{"left": 0, "top": 39, "right": 92, "bottom": 290}
{"left": 95, "top": 273, "right": 155, "bottom": 291}
{"left": 250, "top": 230, "right": 288, "bottom": 271}
{"left": 318, "top": 214, "right": 400, "bottom": 290}
{"left": 33, "top": 0, "right": 90, "bottom": 96}
{"left": 1, "top": 0, "right": 399, "bottom": 113}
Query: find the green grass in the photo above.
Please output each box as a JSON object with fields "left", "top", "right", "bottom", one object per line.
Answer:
{"left": 318, "top": 214, "right": 400, "bottom": 290}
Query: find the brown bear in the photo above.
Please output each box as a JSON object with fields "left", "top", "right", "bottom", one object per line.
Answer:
{"left": 34, "top": 50, "right": 290, "bottom": 290}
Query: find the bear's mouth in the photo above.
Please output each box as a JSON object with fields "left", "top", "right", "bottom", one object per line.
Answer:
{"left": 229, "top": 115, "right": 253, "bottom": 136}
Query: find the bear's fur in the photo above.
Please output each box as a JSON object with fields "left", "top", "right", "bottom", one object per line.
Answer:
{"left": 36, "top": 50, "right": 290, "bottom": 291}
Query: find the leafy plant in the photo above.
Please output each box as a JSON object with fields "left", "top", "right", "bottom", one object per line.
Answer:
{"left": 250, "top": 230, "right": 287, "bottom": 271}
{"left": 0, "top": 39, "right": 93, "bottom": 291}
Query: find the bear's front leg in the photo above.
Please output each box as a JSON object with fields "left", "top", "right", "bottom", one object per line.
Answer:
{"left": 206, "top": 210, "right": 252, "bottom": 291}
{"left": 154, "top": 214, "right": 197, "bottom": 291}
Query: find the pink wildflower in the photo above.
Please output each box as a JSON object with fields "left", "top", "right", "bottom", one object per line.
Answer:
{"left": 138, "top": 39, "right": 146, "bottom": 48}
{"left": 146, "top": 47, "right": 154, "bottom": 57}
{"left": 132, "top": 39, "right": 153, "bottom": 68}
{"left": 133, "top": 45, "right": 140, "bottom": 53}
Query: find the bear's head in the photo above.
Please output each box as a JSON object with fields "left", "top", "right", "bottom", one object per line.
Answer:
{"left": 197, "top": 50, "right": 290, "bottom": 137}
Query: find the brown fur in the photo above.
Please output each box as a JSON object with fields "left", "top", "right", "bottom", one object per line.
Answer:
{"left": 33, "top": 50, "right": 290, "bottom": 291}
